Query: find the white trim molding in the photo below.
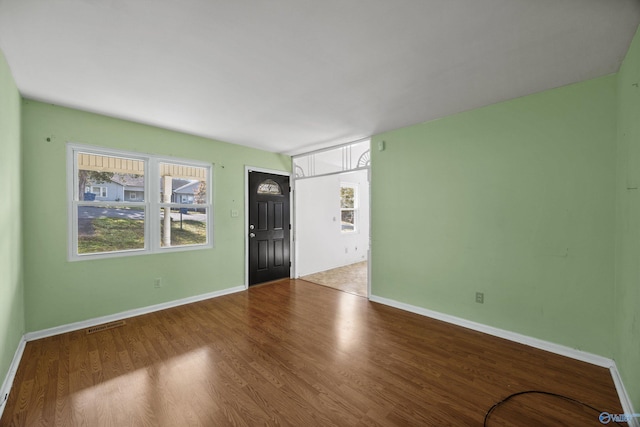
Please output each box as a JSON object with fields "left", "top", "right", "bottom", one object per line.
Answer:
{"left": 369, "top": 293, "right": 638, "bottom": 419}
{"left": 610, "top": 364, "right": 640, "bottom": 427}
{"left": 0, "top": 337, "right": 26, "bottom": 420}
{"left": 369, "top": 294, "right": 613, "bottom": 367}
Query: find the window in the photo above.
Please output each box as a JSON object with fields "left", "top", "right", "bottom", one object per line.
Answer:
{"left": 257, "top": 179, "right": 282, "bottom": 195}
{"left": 340, "top": 183, "right": 357, "bottom": 233}
{"left": 293, "top": 138, "right": 370, "bottom": 179}
{"left": 68, "top": 144, "right": 213, "bottom": 260}
{"left": 90, "top": 186, "right": 108, "bottom": 198}
{"left": 159, "top": 162, "right": 209, "bottom": 248}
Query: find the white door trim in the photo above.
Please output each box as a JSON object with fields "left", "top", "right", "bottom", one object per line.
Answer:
{"left": 290, "top": 156, "right": 371, "bottom": 298}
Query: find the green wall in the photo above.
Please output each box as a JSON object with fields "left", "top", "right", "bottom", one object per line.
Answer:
{"left": 615, "top": 25, "right": 640, "bottom": 411}
{"left": 0, "top": 50, "right": 24, "bottom": 390}
{"left": 371, "top": 75, "right": 618, "bottom": 357}
{"left": 21, "top": 100, "right": 290, "bottom": 331}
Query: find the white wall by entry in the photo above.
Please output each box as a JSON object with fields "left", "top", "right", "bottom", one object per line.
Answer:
{"left": 295, "top": 169, "right": 369, "bottom": 277}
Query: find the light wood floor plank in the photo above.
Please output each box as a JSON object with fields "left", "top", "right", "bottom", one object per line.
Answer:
{"left": 1, "top": 279, "right": 623, "bottom": 426}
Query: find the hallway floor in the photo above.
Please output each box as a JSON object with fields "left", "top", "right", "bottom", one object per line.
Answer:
{"left": 301, "top": 261, "right": 367, "bottom": 297}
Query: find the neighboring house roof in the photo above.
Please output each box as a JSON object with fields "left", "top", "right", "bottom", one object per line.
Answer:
{"left": 171, "top": 179, "right": 191, "bottom": 191}
{"left": 174, "top": 181, "right": 199, "bottom": 194}
{"left": 109, "top": 174, "right": 144, "bottom": 189}
{"left": 88, "top": 174, "right": 198, "bottom": 194}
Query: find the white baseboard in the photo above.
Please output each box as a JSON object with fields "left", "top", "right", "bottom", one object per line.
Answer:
{"left": 369, "top": 293, "right": 638, "bottom": 418}
{"left": 24, "top": 285, "right": 245, "bottom": 342}
{"left": 0, "top": 336, "right": 26, "bottom": 420}
{"left": 369, "top": 294, "right": 613, "bottom": 367}
{"left": 610, "top": 363, "right": 640, "bottom": 427}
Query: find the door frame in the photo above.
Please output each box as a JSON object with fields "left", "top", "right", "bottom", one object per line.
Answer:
{"left": 291, "top": 143, "right": 372, "bottom": 299}
{"left": 244, "top": 166, "right": 292, "bottom": 288}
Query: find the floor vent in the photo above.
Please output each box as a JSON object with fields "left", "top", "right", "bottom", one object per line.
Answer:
{"left": 86, "top": 320, "right": 126, "bottom": 334}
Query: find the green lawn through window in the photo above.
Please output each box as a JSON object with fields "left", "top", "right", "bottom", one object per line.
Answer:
{"left": 78, "top": 217, "right": 206, "bottom": 253}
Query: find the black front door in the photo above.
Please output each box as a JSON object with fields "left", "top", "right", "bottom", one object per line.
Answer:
{"left": 248, "top": 171, "right": 290, "bottom": 285}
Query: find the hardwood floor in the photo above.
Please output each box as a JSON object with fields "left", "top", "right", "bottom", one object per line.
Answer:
{"left": 1, "top": 279, "right": 623, "bottom": 426}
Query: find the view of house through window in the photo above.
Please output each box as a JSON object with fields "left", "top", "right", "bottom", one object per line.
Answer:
{"left": 340, "top": 183, "right": 357, "bottom": 232}
{"left": 76, "top": 152, "right": 146, "bottom": 254}
{"left": 159, "top": 162, "right": 208, "bottom": 248}
{"left": 69, "top": 145, "right": 212, "bottom": 260}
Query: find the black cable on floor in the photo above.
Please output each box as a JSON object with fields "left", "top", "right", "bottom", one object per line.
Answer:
{"left": 483, "top": 390, "right": 624, "bottom": 426}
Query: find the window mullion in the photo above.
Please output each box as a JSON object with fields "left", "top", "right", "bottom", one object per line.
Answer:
{"left": 148, "top": 158, "right": 158, "bottom": 252}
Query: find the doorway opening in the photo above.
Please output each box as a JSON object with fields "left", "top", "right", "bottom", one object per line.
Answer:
{"left": 293, "top": 139, "right": 371, "bottom": 297}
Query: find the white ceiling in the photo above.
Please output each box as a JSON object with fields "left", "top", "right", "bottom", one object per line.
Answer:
{"left": 1, "top": 0, "right": 639, "bottom": 155}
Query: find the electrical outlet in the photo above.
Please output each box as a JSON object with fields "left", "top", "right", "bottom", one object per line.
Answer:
{"left": 154, "top": 278, "right": 162, "bottom": 288}
{"left": 475, "top": 292, "right": 484, "bottom": 304}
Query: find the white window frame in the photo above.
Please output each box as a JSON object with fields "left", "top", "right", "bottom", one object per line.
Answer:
{"left": 90, "top": 185, "right": 108, "bottom": 198}
{"left": 340, "top": 182, "right": 358, "bottom": 234}
{"left": 67, "top": 143, "right": 213, "bottom": 261}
